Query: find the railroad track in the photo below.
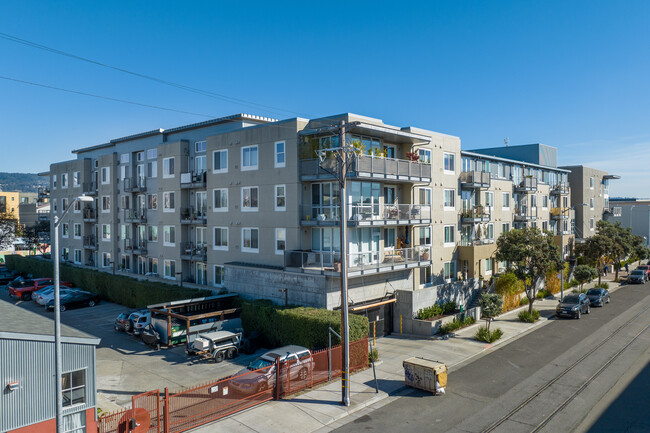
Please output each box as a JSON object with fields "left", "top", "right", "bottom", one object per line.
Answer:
{"left": 481, "top": 304, "right": 650, "bottom": 433}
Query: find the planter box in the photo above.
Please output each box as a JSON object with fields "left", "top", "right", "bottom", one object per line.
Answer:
{"left": 412, "top": 307, "right": 480, "bottom": 336}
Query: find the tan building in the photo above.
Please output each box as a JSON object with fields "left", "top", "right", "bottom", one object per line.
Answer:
{"left": 0, "top": 191, "right": 20, "bottom": 223}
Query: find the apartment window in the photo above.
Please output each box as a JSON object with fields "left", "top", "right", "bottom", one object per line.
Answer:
{"left": 101, "top": 196, "right": 110, "bottom": 213}
{"left": 120, "top": 153, "right": 130, "bottom": 164}
{"left": 148, "top": 258, "right": 158, "bottom": 275}
{"left": 73, "top": 223, "right": 81, "bottom": 239}
{"left": 485, "top": 259, "right": 493, "bottom": 274}
{"left": 120, "top": 195, "right": 130, "bottom": 210}
{"left": 590, "top": 218, "right": 595, "bottom": 230}
{"left": 419, "top": 227, "right": 431, "bottom": 245}
{"left": 275, "top": 185, "right": 286, "bottom": 211}
{"left": 119, "top": 165, "right": 127, "bottom": 181}
{"left": 147, "top": 161, "right": 157, "bottom": 178}
{"left": 61, "top": 173, "right": 68, "bottom": 189}
{"left": 73, "top": 200, "right": 81, "bottom": 213}
{"left": 275, "top": 141, "right": 286, "bottom": 168}
{"left": 62, "top": 198, "right": 69, "bottom": 211}
{"left": 531, "top": 195, "right": 537, "bottom": 208}
{"left": 102, "top": 224, "right": 110, "bottom": 240}
{"left": 275, "top": 228, "right": 286, "bottom": 255}
{"left": 542, "top": 221, "right": 548, "bottom": 231}
{"left": 502, "top": 192, "right": 510, "bottom": 209}
{"left": 213, "top": 189, "right": 228, "bottom": 212}
{"left": 164, "top": 260, "right": 176, "bottom": 279}
{"left": 135, "top": 151, "right": 144, "bottom": 162}
{"left": 195, "top": 140, "right": 206, "bottom": 153}
{"left": 418, "top": 149, "right": 431, "bottom": 164}
{"left": 163, "top": 192, "right": 175, "bottom": 212}
{"left": 163, "top": 157, "right": 175, "bottom": 178}
{"left": 384, "top": 228, "right": 396, "bottom": 249}
{"left": 213, "top": 227, "right": 228, "bottom": 250}
{"left": 53, "top": 174, "right": 57, "bottom": 189}
{"left": 73, "top": 172, "right": 80, "bottom": 187}
{"left": 502, "top": 223, "right": 510, "bottom": 234}
{"left": 61, "top": 248, "right": 69, "bottom": 261}
{"left": 542, "top": 195, "right": 548, "bottom": 209}
{"left": 163, "top": 226, "right": 176, "bottom": 246}
{"left": 419, "top": 188, "right": 432, "bottom": 205}
{"left": 120, "top": 224, "right": 130, "bottom": 241}
{"left": 443, "top": 189, "right": 455, "bottom": 210}
{"left": 213, "top": 150, "right": 228, "bottom": 173}
{"left": 241, "top": 187, "right": 259, "bottom": 211}
{"left": 147, "top": 225, "right": 158, "bottom": 242}
{"left": 147, "top": 194, "right": 157, "bottom": 210}
{"left": 590, "top": 198, "right": 594, "bottom": 210}
{"left": 590, "top": 177, "right": 594, "bottom": 189}
{"left": 443, "top": 153, "right": 455, "bottom": 174}
{"left": 444, "top": 261, "right": 456, "bottom": 281}
{"left": 102, "top": 252, "right": 111, "bottom": 268}
{"left": 485, "top": 191, "right": 494, "bottom": 208}
{"left": 214, "top": 265, "right": 225, "bottom": 287}
{"left": 147, "top": 148, "right": 157, "bottom": 160}
{"left": 486, "top": 223, "right": 494, "bottom": 240}
{"left": 62, "top": 223, "right": 69, "bottom": 238}
{"left": 101, "top": 167, "right": 110, "bottom": 184}
{"left": 61, "top": 369, "right": 86, "bottom": 407}
{"left": 241, "top": 145, "right": 259, "bottom": 171}
{"left": 53, "top": 199, "right": 57, "bottom": 213}
{"left": 242, "top": 228, "right": 259, "bottom": 253}
{"left": 73, "top": 249, "right": 81, "bottom": 264}
{"left": 444, "top": 225, "right": 455, "bottom": 247}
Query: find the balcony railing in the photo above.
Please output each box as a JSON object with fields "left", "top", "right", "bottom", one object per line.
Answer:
{"left": 82, "top": 181, "right": 97, "bottom": 196}
{"left": 458, "top": 238, "right": 495, "bottom": 247}
{"left": 550, "top": 183, "right": 569, "bottom": 195}
{"left": 124, "top": 238, "right": 148, "bottom": 254}
{"left": 83, "top": 235, "right": 97, "bottom": 249}
{"left": 551, "top": 207, "right": 570, "bottom": 219}
{"left": 301, "top": 155, "right": 432, "bottom": 183}
{"left": 460, "top": 206, "right": 491, "bottom": 224}
{"left": 181, "top": 171, "right": 207, "bottom": 189}
{"left": 303, "top": 204, "right": 432, "bottom": 226}
{"left": 181, "top": 207, "right": 207, "bottom": 224}
{"left": 284, "top": 246, "right": 431, "bottom": 277}
{"left": 83, "top": 208, "right": 97, "bottom": 222}
{"left": 514, "top": 206, "right": 538, "bottom": 221}
{"left": 181, "top": 242, "right": 208, "bottom": 261}
{"left": 124, "top": 208, "right": 147, "bottom": 223}
{"left": 514, "top": 177, "right": 538, "bottom": 192}
{"left": 124, "top": 177, "right": 146, "bottom": 193}
{"left": 460, "top": 171, "right": 491, "bottom": 189}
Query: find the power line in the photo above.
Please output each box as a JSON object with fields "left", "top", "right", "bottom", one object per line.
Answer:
{"left": 0, "top": 31, "right": 310, "bottom": 118}
{"left": 0, "top": 75, "right": 216, "bottom": 118}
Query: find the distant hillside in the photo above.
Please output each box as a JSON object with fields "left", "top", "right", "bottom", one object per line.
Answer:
{"left": 0, "top": 172, "right": 48, "bottom": 193}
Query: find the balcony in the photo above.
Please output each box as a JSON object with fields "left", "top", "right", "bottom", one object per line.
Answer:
{"left": 181, "top": 207, "right": 207, "bottom": 225}
{"left": 124, "top": 238, "right": 148, "bottom": 255}
{"left": 550, "top": 183, "right": 569, "bottom": 195}
{"left": 83, "top": 235, "right": 97, "bottom": 250}
{"left": 83, "top": 208, "right": 97, "bottom": 222}
{"left": 460, "top": 171, "right": 491, "bottom": 189}
{"left": 551, "top": 207, "right": 570, "bottom": 220}
{"left": 460, "top": 206, "right": 491, "bottom": 224}
{"left": 284, "top": 246, "right": 431, "bottom": 277}
{"left": 514, "top": 206, "right": 538, "bottom": 221}
{"left": 124, "top": 209, "right": 147, "bottom": 223}
{"left": 38, "top": 187, "right": 50, "bottom": 199}
{"left": 180, "top": 172, "right": 207, "bottom": 189}
{"left": 302, "top": 204, "right": 432, "bottom": 227}
{"left": 82, "top": 181, "right": 97, "bottom": 196}
{"left": 124, "top": 177, "right": 146, "bottom": 193}
{"left": 300, "top": 155, "right": 432, "bottom": 183}
{"left": 458, "top": 238, "right": 495, "bottom": 247}
{"left": 514, "top": 177, "right": 537, "bottom": 193}
{"left": 181, "top": 243, "right": 208, "bottom": 261}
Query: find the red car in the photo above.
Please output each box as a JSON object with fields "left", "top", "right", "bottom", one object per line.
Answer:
{"left": 8, "top": 278, "right": 73, "bottom": 301}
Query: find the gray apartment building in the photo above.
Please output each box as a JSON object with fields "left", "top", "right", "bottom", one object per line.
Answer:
{"left": 605, "top": 198, "right": 650, "bottom": 246}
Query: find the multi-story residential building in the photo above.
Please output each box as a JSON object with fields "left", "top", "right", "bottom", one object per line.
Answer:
{"left": 559, "top": 165, "right": 619, "bottom": 240}
{"left": 0, "top": 191, "right": 20, "bottom": 222}
{"left": 604, "top": 198, "right": 650, "bottom": 247}
{"left": 459, "top": 144, "right": 574, "bottom": 278}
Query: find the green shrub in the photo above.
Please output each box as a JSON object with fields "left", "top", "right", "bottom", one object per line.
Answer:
{"left": 519, "top": 297, "right": 530, "bottom": 306}
{"left": 536, "top": 289, "right": 552, "bottom": 299}
{"left": 369, "top": 348, "right": 379, "bottom": 363}
{"left": 240, "top": 299, "right": 369, "bottom": 350}
{"left": 565, "top": 279, "right": 579, "bottom": 289}
{"left": 416, "top": 301, "right": 457, "bottom": 320}
{"left": 5, "top": 255, "right": 211, "bottom": 308}
{"left": 439, "top": 316, "right": 476, "bottom": 334}
{"left": 475, "top": 326, "right": 503, "bottom": 343}
{"left": 518, "top": 309, "right": 541, "bottom": 323}
{"left": 594, "top": 282, "right": 609, "bottom": 289}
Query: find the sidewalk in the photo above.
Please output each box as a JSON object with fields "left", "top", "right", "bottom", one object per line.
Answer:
{"left": 192, "top": 279, "right": 624, "bottom": 433}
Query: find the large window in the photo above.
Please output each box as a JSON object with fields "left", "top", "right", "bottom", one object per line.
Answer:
{"left": 444, "top": 261, "right": 456, "bottom": 281}
{"left": 213, "top": 188, "right": 228, "bottom": 212}
{"left": 419, "top": 188, "right": 432, "bottom": 205}
{"left": 195, "top": 140, "right": 206, "bottom": 153}
{"left": 62, "top": 411, "right": 85, "bottom": 433}
{"left": 102, "top": 252, "right": 111, "bottom": 268}
{"left": 242, "top": 228, "right": 259, "bottom": 253}
{"left": 148, "top": 258, "right": 158, "bottom": 275}
{"left": 163, "top": 226, "right": 175, "bottom": 246}
{"left": 444, "top": 225, "right": 455, "bottom": 247}
{"left": 275, "top": 185, "right": 286, "bottom": 211}
{"left": 62, "top": 223, "right": 69, "bottom": 238}
{"left": 163, "top": 192, "right": 175, "bottom": 212}
{"left": 213, "top": 150, "right": 228, "bottom": 174}
{"left": 147, "top": 225, "right": 158, "bottom": 242}
{"left": 73, "top": 223, "right": 81, "bottom": 239}
{"left": 213, "top": 227, "right": 228, "bottom": 250}
{"left": 147, "top": 194, "right": 157, "bottom": 210}
{"left": 102, "top": 196, "right": 110, "bottom": 213}
{"left": 418, "top": 149, "right": 431, "bottom": 164}
{"left": 241, "top": 187, "right": 259, "bottom": 211}
{"left": 73, "top": 249, "right": 81, "bottom": 264}
{"left": 102, "top": 224, "right": 110, "bottom": 241}
{"left": 275, "top": 228, "right": 286, "bottom": 255}
{"left": 443, "top": 189, "right": 455, "bottom": 210}
{"left": 502, "top": 192, "right": 511, "bottom": 209}
{"left": 419, "top": 227, "right": 431, "bottom": 245}
{"left": 61, "top": 369, "right": 85, "bottom": 407}
{"left": 214, "top": 265, "right": 225, "bottom": 287}
{"left": 486, "top": 223, "right": 494, "bottom": 240}
{"left": 275, "top": 141, "right": 286, "bottom": 168}
{"left": 443, "top": 153, "right": 455, "bottom": 174}
{"left": 73, "top": 171, "right": 80, "bottom": 188}
{"left": 241, "top": 145, "right": 259, "bottom": 171}
{"left": 485, "top": 191, "right": 494, "bottom": 208}
{"left": 101, "top": 167, "right": 110, "bottom": 184}
{"left": 164, "top": 260, "right": 176, "bottom": 279}
{"left": 163, "top": 157, "right": 175, "bottom": 178}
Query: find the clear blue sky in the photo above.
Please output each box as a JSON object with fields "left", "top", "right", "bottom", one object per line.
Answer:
{"left": 1, "top": 1, "right": 648, "bottom": 197}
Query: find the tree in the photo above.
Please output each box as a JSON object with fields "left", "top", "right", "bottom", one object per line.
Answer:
{"left": 496, "top": 227, "right": 562, "bottom": 314}
{"left": 0, "top": 212, "right": 20, "bottom": 250}
{"left": 573, "top": 265, "right": 598, "bottom": 290}
{"left": 478, "top": 293, "right": 503, "bottom": 332}
{"left": 23, "top": 221, "right": 50, "bottom": 255}
{"left": 596, "top": 220, "right": 634, "bottom": 281}
{"left": 576, "top": 234, "right": 612, "bottom": 284}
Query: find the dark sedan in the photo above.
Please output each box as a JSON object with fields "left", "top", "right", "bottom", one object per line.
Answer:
{"left": 46, "top": 291, "right": 100, "bottom": 311}
{"left": 556, "top": 293, "right": 591, "bottom": 319}
{"left": 628, "top": 269, "right": 646, "bottom": 284}
{"left": 585, "top": 288, "right": 610, "bottom": 307}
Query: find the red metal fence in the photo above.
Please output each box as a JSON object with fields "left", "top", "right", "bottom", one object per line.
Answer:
{"left": 98, "top": 338, "right": 369, "bottom": 433}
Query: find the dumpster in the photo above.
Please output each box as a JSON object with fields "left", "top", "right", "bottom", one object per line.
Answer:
{"left": 403, "top": 357, "right": 447, "bottom": 394}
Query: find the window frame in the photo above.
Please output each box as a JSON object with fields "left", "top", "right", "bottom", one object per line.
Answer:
{"left": 241, "top": 186, "right": 259, "bottom": 212}
{"left": 213, "top": 265, "right": 225, "bottom": 287}
{"left": 213, "top": 227, "right": 229, "bottom": 251}
{"left": 213, "top": 188, "right": 228, "bottom": 212}
{"left": 443, "top": 189, "right": 455, "bottom": 210}
{"left": 163, "top": 157, "right": 175, "bottom": 178}
{"left": 275, "top": 185, "right": 286, "bottom": 211}
{"left": 275, "top": 228, "right": 286, "bottom": 255}
{"left": 164, "top": 259, "right": 176, "bottom": 280}
{"left": 212, "top": 149, "right": 228, "bottom": 174}
{"left": 443, "top": 225, "right": 455, "bottom": 247}
{"left": 443, "top": 152, "right": 455, "bottom": 174}
{"left": 163, "top": 225, "right": 176, "bottom": 246}
{"left": 241, "top": 227, "right": 260, "bottom": 253}
{"left": 502, "top": 192, "right": 510, "bottom": 210}
{"left": 61, "top": 368, "right": 86, "bottom": 408}
{"left": 274, "top": 141, "right": 286, "bottom": 168}
{"left": 163, "top": 192, "right": 175, "bottom": 212}
{"left": 241, "top": 145, "right": 259, "bottom": 171}
{"left": 101, "top": 167, "right": 110, "bottom": 184}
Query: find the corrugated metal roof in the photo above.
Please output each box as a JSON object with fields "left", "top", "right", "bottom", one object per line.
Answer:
{"left": 461, "top": 150, "right": 570, "bottom": 173}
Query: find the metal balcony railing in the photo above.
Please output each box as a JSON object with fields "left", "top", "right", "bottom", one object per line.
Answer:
{"left": 550, "top": 183, "right": 569, "bottom": 195}
{"left": 181, "top": 242, "right": 208, "bottom": 261}
{"left": 124, "top": 238, "right": 148, "bottom": 254}
{"left": 458, "top": 238, "right": 495, "bottom": 247}
{"left": 460, "top": 206, "right": 491, "bottom": 223}
{"left": 83, "top": 208, "right": 97, "bottom": 221}
{"left": 124, "top": 177, "right": 146, "bottom": 193}
{"left": 300, "top": 155, "right": 432, "bottom": 183}
{"left": 124, "top": 208, "right": 147, "bottom": 223}
{"left": 514, "top": 177, "right": 538, "bottom": 192}
{"left": 180, "top": 171, "right": 207, "bottom": 189}
{"left": 82, "top": 181, "right": 98, "bottom": 196}
{"left": 180, "top": 207, "right": 208, "bottom": 224}
{"left": 303, "top": 204, "right": 432, "bottom": 225}
{"left": 551, "top": 207, "right": 570, "bottom": 219}
{"left": 514, "top": 206, "right": 538, "bottom": 221}
{"left": 83, "top": 235, "right": 97, "bottom": 249}
{"left": 460, "top": 171, "right": 491, "bottom": 189}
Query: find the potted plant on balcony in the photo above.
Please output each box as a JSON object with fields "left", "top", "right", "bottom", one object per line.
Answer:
{"left": 420, "top": 248, "right": 430, "bottom": 261}
{"left": 405, "top": 151, "right": 420, "bottom": 162}
{"left": 369, "top": 147, "right": 387, "bottom": 158}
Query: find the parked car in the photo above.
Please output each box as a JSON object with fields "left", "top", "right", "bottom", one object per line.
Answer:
{"left": 45, "top": 291, "right": 100, "bottom": 311}
{"left": 556, "top": 293, "right": 591, "bottom": 319}
{"left": 8, "top": 278, "right": 72, "bottom": 301}
{"left": 230, "top": 345, "right": 313, "bottom": 395}
{"left": 628, "top": 269, "right": 647, "bottom": 284}
{"left": 0, "top": 270, "right": 22, "bottom": 286}
{"left": 34, "top": 287, "right": 82, "bottom": 306}
{"left": 585, "top": 288, "right": 610, "bottom": 307}
{"left": 114, "top": 310, "right": 151, "bottom": 334}
{"left": 635, "top": 265, "right": 650, "bottom": 280}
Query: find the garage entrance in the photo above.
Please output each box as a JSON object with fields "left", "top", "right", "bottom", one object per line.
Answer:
{"left": 350, "top": 297, "right": 395, "bottom": 339}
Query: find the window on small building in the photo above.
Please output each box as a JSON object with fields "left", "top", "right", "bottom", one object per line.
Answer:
{"left": 61, "top": 369, "right": 86, "bottom": 407}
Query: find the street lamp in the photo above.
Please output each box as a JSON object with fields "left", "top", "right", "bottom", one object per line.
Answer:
{"left": 52, "top": 194, "right": 93, "bottom": 433}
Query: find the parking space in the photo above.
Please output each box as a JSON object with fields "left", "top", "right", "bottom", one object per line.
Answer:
{"left": 2, "top": 288, "right": 266, "bottom": 409}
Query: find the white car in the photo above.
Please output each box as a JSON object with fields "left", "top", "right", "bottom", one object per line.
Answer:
{"left": 129, "top": 310, "right": 151, "bottom": 335}
{"left": 35, "top": 287, "right": 81, "bottom": 306}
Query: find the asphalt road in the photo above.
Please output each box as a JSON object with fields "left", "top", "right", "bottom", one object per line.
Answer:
{"left": 334, "top": 283, "right": 650, "bottom": 433}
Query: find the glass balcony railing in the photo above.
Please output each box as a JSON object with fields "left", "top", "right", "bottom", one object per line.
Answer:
{"left": 303, "top": 204, "right": 431, "bottom": 225}
{"left": 460, "top": 206, "right": 491, "bottom": 223}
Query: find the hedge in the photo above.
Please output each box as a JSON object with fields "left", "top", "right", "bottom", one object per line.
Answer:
{"left": 240, "top": 299, "right": 369, "bottom": 350}
{"left": 5, "top": 255, "right": 212, "bottom": 308}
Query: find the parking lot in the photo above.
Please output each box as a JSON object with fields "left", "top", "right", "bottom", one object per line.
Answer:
{"left": 3, "top": 290, "right": 267, "bottom": 410}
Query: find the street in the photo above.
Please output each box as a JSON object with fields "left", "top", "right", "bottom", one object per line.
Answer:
{"left": 333, "top": 283, "right": 650, "bottom": 433}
